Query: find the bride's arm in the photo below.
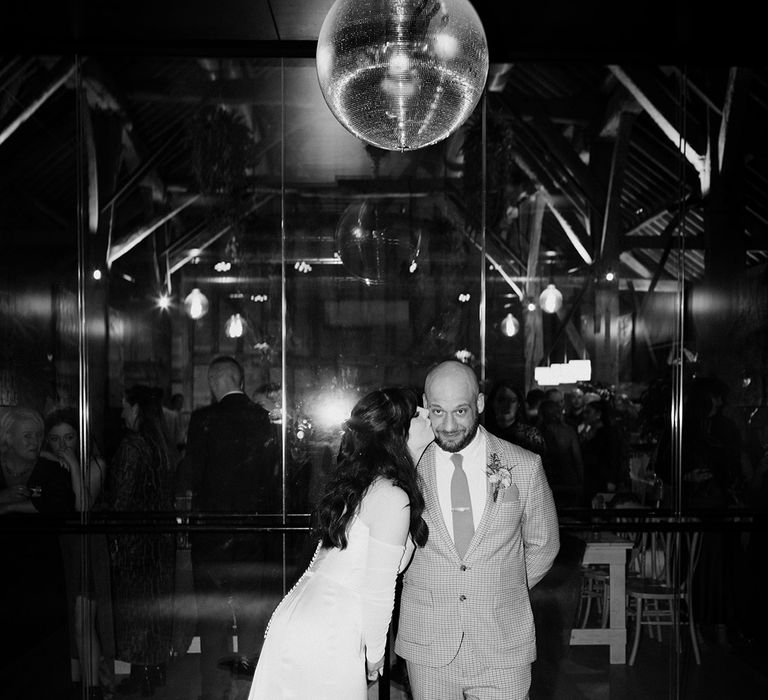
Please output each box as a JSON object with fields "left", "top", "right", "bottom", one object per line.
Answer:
{"left": 359, "top": 480, "right": 410, "bottom": 675}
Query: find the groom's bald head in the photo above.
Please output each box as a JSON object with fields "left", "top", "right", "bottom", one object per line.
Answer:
{"left": 423, "top": 361, "right": 484, "bottom": 453}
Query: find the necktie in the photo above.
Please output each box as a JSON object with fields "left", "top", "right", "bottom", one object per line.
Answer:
{"left": 450, "top": 453, "right": 474, "bottom": 557}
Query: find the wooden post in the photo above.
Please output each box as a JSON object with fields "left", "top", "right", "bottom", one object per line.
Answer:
{"left": 523, "top": 191, "right": 545, "bottom": 392}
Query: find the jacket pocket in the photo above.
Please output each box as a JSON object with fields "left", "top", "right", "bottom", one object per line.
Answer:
{"left": 398, "top": 585, "right": 434, "bottom": 645}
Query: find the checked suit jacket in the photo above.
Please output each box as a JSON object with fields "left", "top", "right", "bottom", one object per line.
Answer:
{"left": 395, "top": 426, "right": 560, "bottom": 669}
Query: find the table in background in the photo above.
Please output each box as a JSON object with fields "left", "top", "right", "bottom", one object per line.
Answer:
{"left": 569, "top": 531, "right": 634, "bottom": 663}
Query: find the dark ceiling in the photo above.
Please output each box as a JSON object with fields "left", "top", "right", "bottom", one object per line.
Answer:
{"left": 3, "top": 0, "right": 765, "bottom": 63}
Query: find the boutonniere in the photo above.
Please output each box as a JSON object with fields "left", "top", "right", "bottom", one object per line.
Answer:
{"left": 486, "top": 452, "right": 514, "bottom": 502}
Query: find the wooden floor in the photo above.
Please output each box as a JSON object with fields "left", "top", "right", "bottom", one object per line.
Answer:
{"left": 110, "top": 629, "right": 768, "bottom": 700}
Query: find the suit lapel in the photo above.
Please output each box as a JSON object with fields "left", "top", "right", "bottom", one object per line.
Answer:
{"left": 419, "top": 445, "right": 456, "bottom": 554}
{"left": 464, "top": 427, "right": 502, "bottom": 559}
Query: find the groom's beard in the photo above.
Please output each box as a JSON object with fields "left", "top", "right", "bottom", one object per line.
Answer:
{"left": 434, "top": 414, "right": 480, "bottom": 453}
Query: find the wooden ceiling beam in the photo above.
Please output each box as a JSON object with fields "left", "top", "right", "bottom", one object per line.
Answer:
{"left": 718, "top": 67, "right": 752, "bottom": 175}
{"left": 0, "top": 59, "right": 76, "bottom": 148}
{"left": 524, "top": 191, "right": 545, "bottom": 299}
{"left": 108, "top": 195, "right": 200, "bottom": 266}
{"left": 599, "top": 111, "right": 635, "bottom": 260}
{"left": 511, "top": 132, "right": 591, "bottom": 222}
{"left": 79, "top": 88, "right": 99, "bottom": 235}
{"left": 444, "top": 194, "right": 525, "bottom": 299}
{"left": 497, "top": 92, "right": 606, "bottom": 216}
{"left": 619, "top": 251, "right": 654, "bottom": 278}
{"left": 555, "top": 308, "right": 588, "bottom": 358}
{"left": 168, "top": 194, "right": 276, "bottom": 274}
{"left": 621, "top": 235, "right": 705, "bottom": 250}
{"left": 81, "top": 63, "right": 166, "bottom": 204}
{"left": 544, "top": 197, "right": 593, "bottom": 265}
{"left": 608, "top": 65, "right": 708, "bottom": 188}
{"left": 598, "top": 84, "right": 643, "bottom": 139}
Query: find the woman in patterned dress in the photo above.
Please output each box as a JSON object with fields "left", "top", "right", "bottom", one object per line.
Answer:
{"left": 107, "top": 385, "right": 175, "bottom": 696}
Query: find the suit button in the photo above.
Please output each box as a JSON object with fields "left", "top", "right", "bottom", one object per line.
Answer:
{"left": 460, "top": 565, "right": 467, "bottom": 571}
{"left": 459, "top": 594, "right": 466, "bottom": 601}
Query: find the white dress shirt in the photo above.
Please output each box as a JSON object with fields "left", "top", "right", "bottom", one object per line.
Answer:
{"left": 435, "top": 429, "right": 488, "bottom": 536}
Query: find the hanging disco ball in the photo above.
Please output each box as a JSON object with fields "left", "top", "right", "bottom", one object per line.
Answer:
{"left": 335, "top": 199, "right": 423, "bottom": 284}
{"left": 316, "top": 0, "right": 489, "bottom": 151}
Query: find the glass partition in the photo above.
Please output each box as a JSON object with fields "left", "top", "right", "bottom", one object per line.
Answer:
{"left": 2, "top": 49, "right": 767, "bottom": 700}
{"left": 0, "top": 54, "right": 84, "bottom": 700}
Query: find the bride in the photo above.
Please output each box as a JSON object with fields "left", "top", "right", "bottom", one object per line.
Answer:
{"left": 248, "top": 387, "right": 433, "bottom": 699}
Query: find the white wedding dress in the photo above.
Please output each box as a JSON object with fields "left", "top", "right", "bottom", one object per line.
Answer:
{"left": 248, "top": 479, "right": 415, "bottom": 700}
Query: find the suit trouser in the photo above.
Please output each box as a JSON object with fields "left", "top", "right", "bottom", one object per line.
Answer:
{"left": 192, "top": 538, "right": 280, "bottom": 700}
{"left": 406, "top": 634, "right": 531, "bottom": 700}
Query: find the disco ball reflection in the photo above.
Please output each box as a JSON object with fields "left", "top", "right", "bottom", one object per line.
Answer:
{"left": 316, "top": 0, "right": 489, "bottom": 151}
{"left": 335, "top": 200, "right": 423, "bottom": 284}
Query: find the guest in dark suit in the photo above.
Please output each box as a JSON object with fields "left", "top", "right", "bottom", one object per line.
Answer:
{"left": 580, "top": 399, "right": 628, "bottom": 504}
{"left": 539, "top": 399, "right": 584, "bottom": 509}
{"left": 176, "top": 356, "right": 279, "bottom": 700}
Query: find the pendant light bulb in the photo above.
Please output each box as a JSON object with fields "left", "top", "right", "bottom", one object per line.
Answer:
{"left": 184, "top": 288, "right": 209, "bottom": 320}
{"left": 500, "top": 313, "right": 520, "bottom": 337}
{"left": 539, "top": 283, "right": 563, "bottom": 314}
{"left": 224, "top": 313, "right": 246, "bottom": 339}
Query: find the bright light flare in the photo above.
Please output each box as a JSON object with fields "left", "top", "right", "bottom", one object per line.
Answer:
{"left": 309, "top": 390, "right": 360, "bottom": 432}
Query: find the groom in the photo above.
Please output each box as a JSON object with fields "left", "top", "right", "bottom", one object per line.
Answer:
{"left": 396, "top": 360, "right": 560, "bottom": 700}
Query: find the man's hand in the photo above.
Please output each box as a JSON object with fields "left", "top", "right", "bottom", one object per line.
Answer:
{"left": 366, "top": 656, "right": 384, "bottom": 682}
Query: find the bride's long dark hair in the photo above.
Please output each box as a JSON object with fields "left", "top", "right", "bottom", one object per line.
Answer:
{"left": 316, "top": 387, "right": 428, "bottom": 550}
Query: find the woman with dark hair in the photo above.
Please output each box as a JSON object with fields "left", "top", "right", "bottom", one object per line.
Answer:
{"left": 43, "top": 407, "right": 115, "bottom": 700}
{"left": 485, "top": 380, "right": 546, "bottom": 456}
{"left": 248, "top": 387, "right": 432, "bottom": 700}
{"left": 107, "top": 385, "right": 175, "bottom": 697}
{"left": 0, "top": 407, "right": 75, "bottom": 700}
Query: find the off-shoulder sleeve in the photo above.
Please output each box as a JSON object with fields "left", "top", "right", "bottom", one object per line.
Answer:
{"left": 359, "top": 480, "right": 410, "bottom": 662}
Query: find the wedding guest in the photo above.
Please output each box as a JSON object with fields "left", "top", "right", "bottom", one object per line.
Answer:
{"left": 485, "top": 380, "right": 547, "bottom": 456}
{"left": 539, "top": 399, "right": 584, "bottom": 508}
{"left": 176, "top": 356, "right": 279, "bottom": 700}
{"left": 580, "top": 398, "right": 628, "bottom": 503}
{"left": 248, "top": 387, "right": 432, "bottom": 699}
{"left": 544, "top": 387, "right": 565, "bottom": 409}
{"left": 564, "top": 387, "right": 587, "bottom": 433}
{"left": 43, "top": 407, "right": 115, "bottom": 700}
{"left": 396, "top": 361, "right": 559, "bottom": 700}
{"left": 107, "top": 385, "right": 175, "bottom": 697}
{"left": 162, "top": 390, "right": 187, "bottom": 467}
{"left": 171, "top": 392, "right": 189, "bottom": 451}
{"left": 0, "top": 407, "right": 75, "bottom": 700}
{"left": 525, "top": 388, "right": 545, "bottom": 423}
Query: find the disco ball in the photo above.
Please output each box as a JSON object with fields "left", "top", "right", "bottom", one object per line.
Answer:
{"left": 316, "top": 0, "right": 489, "bottom": 151}
{"left": 335, "top": 200, "right": 423, "bottom": 284}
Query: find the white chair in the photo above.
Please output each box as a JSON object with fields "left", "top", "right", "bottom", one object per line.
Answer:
{"left": 577, "top": 564, "right": 609, "bottom": 628}
{"left": 626, "top": 526, "right": 702, "bottom": 665}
